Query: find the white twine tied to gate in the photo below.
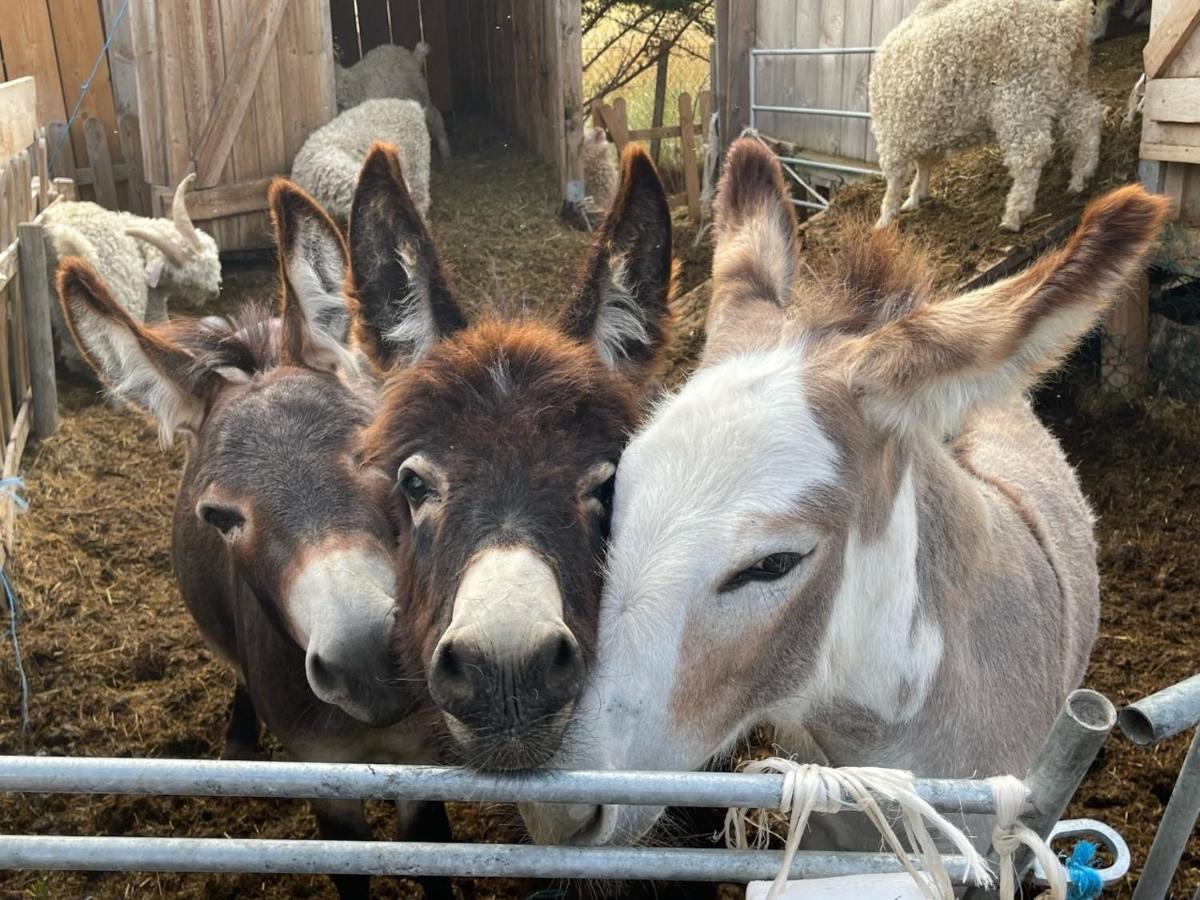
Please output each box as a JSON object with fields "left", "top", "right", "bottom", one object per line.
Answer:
{"left": 725, "top": 759, "right": 993, "bottom": 900}
{"left": 988, "top": 775, "right": 1068, "bottom": 900}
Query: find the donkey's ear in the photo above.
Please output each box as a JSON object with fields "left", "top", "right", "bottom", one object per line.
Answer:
{"left": 57, "top": 260, "right": 220, "bottom": 443}
{"left": 269, "top": 179, "right": 352, "bottom": 369}
{"left": 703, "top": 138, "right": 796, "bottom": 364}
{"left": 347, "top": 142, "right": 465, "bottom": 369}
{"left": 561, "top": 145, "right": 674, "bottom": 385}
{"left": 846, "top": 185, "right": 1172, "bottom": 435}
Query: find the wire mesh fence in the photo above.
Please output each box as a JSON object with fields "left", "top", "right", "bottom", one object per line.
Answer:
{"left": 583, "top": 1, "right": 715, "bottom": 194}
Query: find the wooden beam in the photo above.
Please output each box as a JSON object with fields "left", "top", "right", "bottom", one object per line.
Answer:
{"left": 723, "top": 0, "right": 755, "bottom": 148}
{"left": 0, "top": 5, "right": 68, "bottom": 127}
{"left": 1144, "top": 1, "right": 1200, "bottom": 80}
{"left": 192, "top": 0, "right": 293, "bottom": 188}
{"left": 47, "top": 0, "right": 122, "bottom": 164}
{"left": 1143, "top": 78, "right": 1200, "bottom": 124}
{"left": 679, "top": 92, "right": 701, "bottom": 221}
{"left": 0, "top": 78, "right": 38, "bottom": 165}
{"left": 17, "top": 223, "right": 59, "bottom": 441}
{"left": 1140, "top": 141, "right": 1200, "bottom": 165}
{"left": 559, "top": 0, "right": 584, "bottom": 204}
{"left": 1102, "top": 271, "right": 1150, "bottom": 398}
{"left": 153, "top": 177, "right": 272, "bottom": 221}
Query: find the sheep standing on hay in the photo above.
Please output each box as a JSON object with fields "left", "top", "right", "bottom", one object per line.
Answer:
{"left": 42, "top": 175, "right": 221, "bottom": 373}
{"left": 869, "top": 0, "right": 1102, "bottom": 232}
{"left": 291, "top": 99, "right": 431, "bottom": 221}
{"left": 583, "top": 126, "right": 619, "bottom": 212}
{"left": 335, "top": 42, "right": 451, "bottom": 161}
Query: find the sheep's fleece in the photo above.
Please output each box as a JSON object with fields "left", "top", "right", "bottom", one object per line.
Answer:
{"left": 335, "top": 42, "right": 451, "bottom": 161}
{"left": 292, "top": 99, "right": 431, "bottom": 220}
{"left": 869, "top": 0, "right": 1101, "bottom": 231}
{"left": 43, "top": 196, "right": 220, "bottom": 373}
{"left": 583, "top": 127, "right": 618, "bottom": 211}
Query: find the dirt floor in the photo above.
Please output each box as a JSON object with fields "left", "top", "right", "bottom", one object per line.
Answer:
{"left": 2, "top": 33, "right": 1198, "bottom": 899}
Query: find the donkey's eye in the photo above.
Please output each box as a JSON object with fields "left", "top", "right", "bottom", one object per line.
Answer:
{"left": 199, "top": 503, "right": 245, "bottom": 536}
{"left": 589, "top": 472, "right": 616, "bottom": 514}
{"left": 398, "top": 469, "right": 433, "bottom": 508}
{"left": 720, "top": 552, "right": 807, "bottom": 593}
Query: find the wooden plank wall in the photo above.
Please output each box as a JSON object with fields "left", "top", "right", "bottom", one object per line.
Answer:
{"left": 752, "top": 0, "right": 918, "bottom": 163}
{"left": 1141, "top": 0, "right": 1200, "bottom": 226}
{"left": 330, "top": 0, "right": 453, "bottom": 111}
{"left": 0, "top": 0, "right": 140, "bottom": 208}
{"left": 131, "top": 0, "right": 336, "bottom": 251}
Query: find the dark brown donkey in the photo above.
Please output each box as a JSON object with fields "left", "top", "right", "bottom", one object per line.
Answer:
{"left": 340, "top": 143, "right": 674, "bottom": 770}
{"left": 57, "top": 183, "right": 450, "bottom": 900}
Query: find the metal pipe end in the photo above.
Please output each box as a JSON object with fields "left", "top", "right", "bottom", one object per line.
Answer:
{"left": 1067, "top": 689, "right": 1117, "bottom": 732}
{"left": 1116, "top": 708, "right": 1155, "bottom": 747}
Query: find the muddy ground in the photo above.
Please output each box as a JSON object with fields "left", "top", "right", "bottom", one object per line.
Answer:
{"left": 2, "top": 33, "right": 1198, "bottom": 899}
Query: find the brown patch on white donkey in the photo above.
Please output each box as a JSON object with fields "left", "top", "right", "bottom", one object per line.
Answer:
{"left": 520, "top": 137, "right": 1170, "bottom": 848}
{"left": 346, "top": 142, "right": 675, "bottom": 770}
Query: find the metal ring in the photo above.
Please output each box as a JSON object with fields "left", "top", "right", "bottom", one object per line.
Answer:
{"left": 1030, "top": 818, "right": 1131, "bottom": 886}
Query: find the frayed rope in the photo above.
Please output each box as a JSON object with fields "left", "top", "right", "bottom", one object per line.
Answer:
{"left": 725, "top": 759, "right": 993, "bottom": 900}
{"left": 991, "top": 775, "right": 1067, "bottom": 899}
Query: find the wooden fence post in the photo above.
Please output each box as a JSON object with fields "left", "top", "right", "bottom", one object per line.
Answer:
{"left": 17, "top": 222, "right": 59, "bottom": 440}
{"left": 679, "top": 92, "right": 701, "bottom": 221}
{"left": 83, "top": 117, "right": 119, "bottom": 210}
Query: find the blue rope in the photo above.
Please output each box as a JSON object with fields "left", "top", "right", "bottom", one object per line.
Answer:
{"left": 0, "top": 476, "right": 29, "bottom": 732}
{"left": 48, "top": 0, "right": 131, "bottom": 171}
{"left": 1066, "top": 840, "right": 1105, "bottom": 900}
{"left": 2, "top": 566, "right": 29, "bottom": 733}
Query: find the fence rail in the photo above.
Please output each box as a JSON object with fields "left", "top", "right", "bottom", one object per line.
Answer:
{"left": 0, "top": 755, "right": 1023, "bottom": 814}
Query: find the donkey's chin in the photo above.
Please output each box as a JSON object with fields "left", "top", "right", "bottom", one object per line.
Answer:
{"left": 521, "top": 802, "right": 663, "bottom": 847}
{"left": 443, "top": 706, "right": 575, "bottom": 771}
{"left": 309, "top": 680, "right": 413, "bottom": 728}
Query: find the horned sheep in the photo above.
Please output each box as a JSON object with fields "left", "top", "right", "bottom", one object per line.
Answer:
{"left": 335, "top": 42, "right": 451, "bottom": 161}
{"left": 43, "top": 175, "right": 221, "bottom": 372}
{"left": 869, "top": 0, "right": 1102, "bottom": 232}
{"left": 291, "top": 99, "right": 432, "bottom": 221}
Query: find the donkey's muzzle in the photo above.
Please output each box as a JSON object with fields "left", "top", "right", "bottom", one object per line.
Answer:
{"left": 429, "top": 623, "right": 585, "bottom": 730}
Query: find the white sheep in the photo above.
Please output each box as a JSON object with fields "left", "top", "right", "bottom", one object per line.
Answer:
{"left": 869, "top": 0, "right": 1102, "bottom": 232}
{"left": 335, "top": 42, "right": 451, "bottom": 161}
{"left": 43, "top": 175, "right": 221, "bottom": 372}
{"left": 583, "top": 127, "right": 618, "bottom": 212}
{"left": 291, "top": 99, "right": 431, "bottom": 221}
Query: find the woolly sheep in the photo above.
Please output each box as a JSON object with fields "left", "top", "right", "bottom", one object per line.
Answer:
{"left": 291, "top": 99, "right": 431, "bottom": 221}
{"left": 43, "top": 175, "right": 221, "bottom": 372}
{"left": 583, "top": 127, "right": 618, "bottom": 211}
{"left": 869, "top": 0, "right": 1101, "bottom": 232}
{"left": 335, "top": 42, "right": 451, "bottom": 161}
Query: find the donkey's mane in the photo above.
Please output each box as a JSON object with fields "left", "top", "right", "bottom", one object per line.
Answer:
{"left": 800, "top": 225, "right": 938, "bottom": 336}
{"left": 157, "top": 301, "right": 281, "bottom": 379}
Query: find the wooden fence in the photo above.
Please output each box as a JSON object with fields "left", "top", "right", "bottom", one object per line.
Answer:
{"left": 716, "top": 0, "right": 919, "bottom": 163}
{"left": 0, "top": 0, "right": 138, "bottom": 212}
{"left": 0, "top": 78, "right": 67, "bottom": 563}
{"left": 592, "top": 89, "right": 711, "bottom": 221}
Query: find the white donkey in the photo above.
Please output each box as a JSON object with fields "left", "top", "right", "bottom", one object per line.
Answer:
{"left": 522, "top": 139, "right": 1169, "bottom": 849}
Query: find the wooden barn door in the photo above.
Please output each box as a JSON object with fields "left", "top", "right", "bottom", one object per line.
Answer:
{"left": 130, "top": 0, "right": 336, "bottom": 251}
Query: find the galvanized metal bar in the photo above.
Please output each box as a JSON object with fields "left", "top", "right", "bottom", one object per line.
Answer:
{"left": 752, "top": 47, "right": 877, "bottom": 56}
{"left": 0, "top": 756, "right": 1020, "bottom": 815}
{"left": 963, "top": 689, "right": 1117, "bottom": 900}
{"left": 1119, "top": 673, "right": 1200, "bottom": 746}
{"left": 789, "top": 199, "right": 828, "bottom": 211}
{"left": 748, "top": 50, "right": 756, "bottom": 132}
{"left": 775, "top": 155, "right": 882, "bottom": 177}
{"left": 0, "top": 836, "right": 977, "bottom": 882}
{"left": 1131, "top": 726, "right": 1200, "bottom": 900}
{"left": 750, "top": 104, "right": 871, "bottom": 120}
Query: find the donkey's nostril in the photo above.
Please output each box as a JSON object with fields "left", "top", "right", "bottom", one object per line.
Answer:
{"left": 534, "top": 629, "right": 584, "bottom": 705}
{"left": 429, "top": 636, "right": 481, "bottom": 720}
